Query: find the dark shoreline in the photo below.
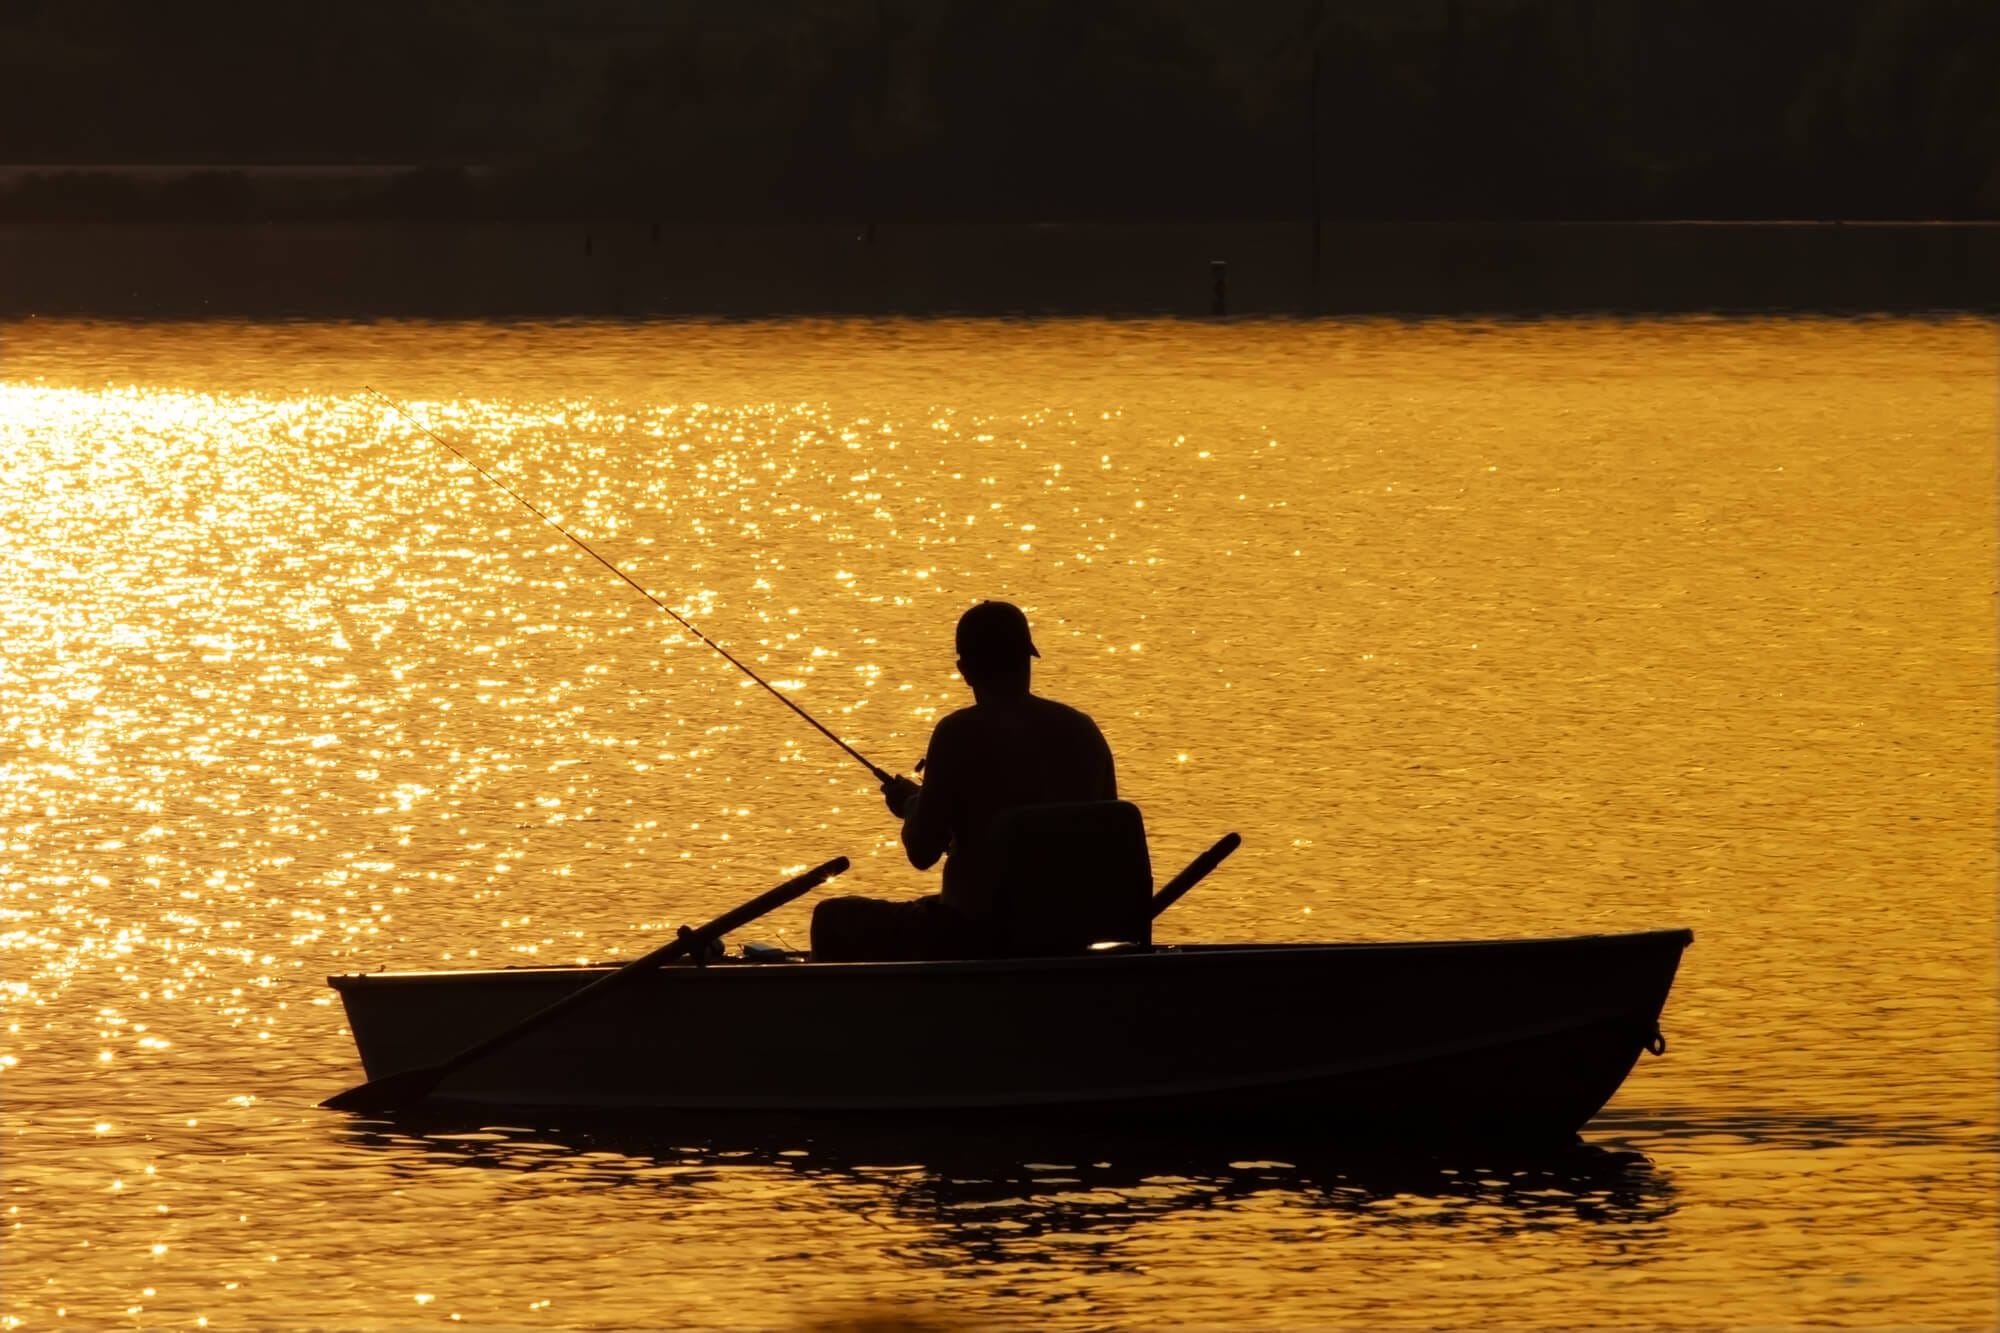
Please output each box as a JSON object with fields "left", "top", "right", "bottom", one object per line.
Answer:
{"left": 3, "top": 221, "right": 1994, "bottom": 320}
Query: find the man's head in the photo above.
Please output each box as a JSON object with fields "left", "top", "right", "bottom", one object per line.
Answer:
{"left": 955, "top": 600, "right": 1038, "bottom": 696}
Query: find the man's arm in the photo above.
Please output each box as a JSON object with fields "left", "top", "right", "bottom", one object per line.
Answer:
{"left": 877, "top": 772, "right": 942, "bottom": 869}
{"left": 895, "top": 724, "right": 956, "bottom": 871}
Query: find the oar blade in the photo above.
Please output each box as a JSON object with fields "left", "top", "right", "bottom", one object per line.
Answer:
{"left": 320, "top": 1065, "right": 443, "bottom": 1115}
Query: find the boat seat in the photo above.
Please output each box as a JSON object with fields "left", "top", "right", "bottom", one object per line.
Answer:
{"left": 986, "top": 800, "right": 1153, "bottom": 957}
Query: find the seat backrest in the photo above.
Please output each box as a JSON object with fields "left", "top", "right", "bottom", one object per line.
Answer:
{"left": 986, "top": 800, "right": 1153, "bottom": 956}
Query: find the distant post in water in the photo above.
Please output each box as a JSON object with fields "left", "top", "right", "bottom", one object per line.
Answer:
{"left": 1211, "top": 259, "right": 1228, "bottom": 316}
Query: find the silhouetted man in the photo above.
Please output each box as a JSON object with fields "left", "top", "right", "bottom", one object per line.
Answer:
{"left": 809, "top": 600, "right": 1116, "bottom": 962}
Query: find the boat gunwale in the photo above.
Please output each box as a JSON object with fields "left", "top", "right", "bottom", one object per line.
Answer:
{"left": 327, "top": 927, "right": 1694, "bottom": 989}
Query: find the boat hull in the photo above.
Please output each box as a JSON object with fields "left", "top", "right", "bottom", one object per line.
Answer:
{"left": 328, "top": 929, "right": 1691, "bottom": 1142}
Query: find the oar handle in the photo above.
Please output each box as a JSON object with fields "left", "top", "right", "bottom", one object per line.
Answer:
{"left": 1150, "top": 832, "right": 1241, "bottom": 919}
{"left": 321, "top": 856, "right": 847, "bottom": 1113}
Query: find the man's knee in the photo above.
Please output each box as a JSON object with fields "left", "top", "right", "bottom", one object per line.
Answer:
{"left": 810, "top": 894, "right": 969, "bottom": 962}
{"left": 809, "top": 895, "right": 879, "bottom": 962}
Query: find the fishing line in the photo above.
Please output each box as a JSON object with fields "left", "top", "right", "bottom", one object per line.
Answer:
{"left": 365, "top": 387, "right": 892, "bottom": 783}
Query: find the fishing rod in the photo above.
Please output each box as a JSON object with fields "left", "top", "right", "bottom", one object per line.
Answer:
{"left": 365, "top": 387, "right": 894, "bottom": 785}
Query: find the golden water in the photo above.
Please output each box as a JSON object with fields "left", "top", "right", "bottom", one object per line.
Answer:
{"left": 1, "top": 318, "right": 1993, "bottom": 1330}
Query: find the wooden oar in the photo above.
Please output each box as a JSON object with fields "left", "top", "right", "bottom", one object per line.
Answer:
{"left": 1150, "top": 832, "right": 1242, "bottom": 919}
{"left": 321, "top": 856, "right": 849, "bottom": 1114}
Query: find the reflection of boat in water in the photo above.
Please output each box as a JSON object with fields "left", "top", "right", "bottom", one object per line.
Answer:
{"left": 338, "top": 1111, "right": 1681, "bottom": 1254}
{"left": 329, "top": 928, "right": 1691, "bottom": 1144}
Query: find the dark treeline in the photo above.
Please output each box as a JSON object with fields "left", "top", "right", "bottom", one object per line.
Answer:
{"left": 3, "top": 0, "right": 1995, "bottom": 222}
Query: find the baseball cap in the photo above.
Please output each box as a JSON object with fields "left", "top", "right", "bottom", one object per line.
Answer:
{"left": 955, "top": 600, "right": 1040, "bottom": 666}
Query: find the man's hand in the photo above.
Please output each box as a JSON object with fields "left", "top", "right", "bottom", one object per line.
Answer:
{"left": 881, "top": 774, "right": 920, "bottom": 819}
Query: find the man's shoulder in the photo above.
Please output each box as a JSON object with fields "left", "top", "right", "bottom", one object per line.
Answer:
{"left": 926, "top": 705, "right": 985, "bottom": 755}
{"left": 1028, "top": 692, "right": 1102, "bottom": 725}
{"left": 931, "top": 704, "right": 983, "bottom": 736}
{"left": 1023, "top": 694, "right": 1111, "bottom": 749}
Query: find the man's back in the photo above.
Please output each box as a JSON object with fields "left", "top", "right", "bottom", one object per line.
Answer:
{"left": 901, "top": 692, "right": 1116, "bottom": 921}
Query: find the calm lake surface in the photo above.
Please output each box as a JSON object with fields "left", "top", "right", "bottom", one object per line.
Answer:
{"left": 1, "top": 318, "right": 1993, "bottom": 1330}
